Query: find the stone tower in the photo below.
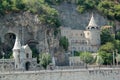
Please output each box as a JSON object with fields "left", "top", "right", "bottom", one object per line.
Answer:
{"left": 86, "top": 14, "right": 101, "bottom": 51}
{"left": 12, "top": 36, "right": 23, "bottom": 70}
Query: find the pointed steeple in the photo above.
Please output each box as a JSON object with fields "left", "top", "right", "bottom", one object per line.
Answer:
{"left": 13, "top": 36, "right": 21, "bottom": 50}
{"left": 88, "top": 13, "right": 97, "bottom": 27}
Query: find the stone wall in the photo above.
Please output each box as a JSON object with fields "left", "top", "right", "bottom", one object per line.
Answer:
{"left": 0, "top": 68, "right": 120, "bottom": 80}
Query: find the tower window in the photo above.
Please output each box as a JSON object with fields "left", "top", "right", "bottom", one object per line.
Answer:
{"left": 91, "top": 27, "right": 95, "bottom": 29}
{"left": 81, "top": 34, "right": 82, "bottom": 36}
{"left": 96, "top": 27, "right": 98, "bottom": 29}
{"left": 16, "top": 65, "right": 17, "bottom": 68}
{"left": 26, "top": 53, "right": 29, "bottom": 58}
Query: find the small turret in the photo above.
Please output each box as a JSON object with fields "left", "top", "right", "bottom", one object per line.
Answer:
{"left": 86, "top": 14, "right": 99, "bottom": 30}
{"left": 85, "top": 13, "right": 101, "bottom": 52}
{"left": 13, "top": 36, "right": 21, "bottom": 50}
{"left": 12, "top": 36, "right": 22, "bottom": 69}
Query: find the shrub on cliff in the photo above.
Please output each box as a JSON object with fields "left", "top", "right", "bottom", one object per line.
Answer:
{"left": 39, "top": 53, "right": 51, "bottom": 69}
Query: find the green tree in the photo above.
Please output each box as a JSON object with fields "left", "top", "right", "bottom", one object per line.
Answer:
{"left": 39, "top": 53, "right": 51, "bottom": 69}
{"left": 99, "top": 42, "right": 115, "bottom": 53}
{"left": 98, "top": 51, "right": 113, "bottom": 65}
{"left": 74, "top": 51, "right": 81, "bottom": 56}
{"left": 113, "top": 40, "right": 120, "bottom": 53}
{"left": 59, "top": 36, "right": 69, "bottom": 51}
{"left": 101, "top": 29, "right": 114, "bottom": 45}
{"left": 80, "top": 52, "right": 93, "bottom": 65}
{"left": 115, "top": 31, "right": 120, "bottom": 40}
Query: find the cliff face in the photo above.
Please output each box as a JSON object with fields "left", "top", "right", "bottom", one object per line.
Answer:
{"left": 0, "top": 2, "right": 120, "bottom": 65}
{"left": 53, "top": 3, "right": 108, "bottom": 29}
{"left": 0, "top": 12, "right": 47, "bottom": 55}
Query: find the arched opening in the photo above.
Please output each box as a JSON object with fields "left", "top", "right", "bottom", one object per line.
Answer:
{"left": 3, "top": 33, "right": 16, "bottom": 58}
{"left": 91, "top": 27, "right": 95, "bottom": 29}
{"left": 25, "top": 62, "right": 30, "bottom": 71}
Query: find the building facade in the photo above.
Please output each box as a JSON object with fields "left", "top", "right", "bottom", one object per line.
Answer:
{"left": 12, "top": 35, "right": 37, "bottom": 70}
{"left": 60, "top": 14, "right": 101, "bottom": 53}
{"left": 0, "top": 35, "right": 37, "bottom": 71}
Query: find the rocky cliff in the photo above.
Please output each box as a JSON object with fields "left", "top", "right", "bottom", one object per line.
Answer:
{"left": 53, "top": 3, "right": 108, "bottom": 29}
{"left": 0, "top": 2, "right": 120, "bottom": 65}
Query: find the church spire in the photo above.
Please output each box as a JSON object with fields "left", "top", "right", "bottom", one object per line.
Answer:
{"left": 86, "top": 13, "right": 99, "bottom": 30}
{"left": 88, "top": 13, "right": 97, "bottom": 27}
{"left": 13, "top": 36, "right": 21, "bottom": 50}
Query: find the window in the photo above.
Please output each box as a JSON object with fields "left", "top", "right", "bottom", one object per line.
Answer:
{"left": 81, "top": 34, "right": 82, "bottom": 36}
{"left": 82, "top": 47, "right": 83, "bottom": 50}
{"left": 91, "top": 27, "right": 95, "bottom": 29}
{"left": 72, "top": 47, "right": 76, "bottom": 50}
{"left": 89, "top": 47, "right": 90, "bottom": 50}
{"left": 26, "top": 53, "right": 29, "bottom": 58}
{"left": 16, "top": 65, "right": 17, "bottom": 68}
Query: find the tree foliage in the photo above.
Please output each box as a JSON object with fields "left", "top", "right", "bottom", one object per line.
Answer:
{"left": 76, "top": 0, "right": 120, "bottom": 21}
{"left": 98, "top": 51, "right": 113, "bottom": 65}
{"left": 80, "top": 52, "right": 93, "bottom": 64}
{"left": 99, "top": 42, "right": 115, "bottom": 53}
{"left": 59, "top": 36, "right": 69, "bottom": 51}
{"left": 113, "top": 40, "right": 120, "bottom": 53}
{"left": 100, "top": 29, "right": 115, "bottom": 45}
{"left": 39, "top": 53, "right": 51, "bottom": 69}
{"left": 115, "top": 31, "right": 120, "bottom": 40}
{"left": 0, "top": 0, "right": 61, "bottom": 28}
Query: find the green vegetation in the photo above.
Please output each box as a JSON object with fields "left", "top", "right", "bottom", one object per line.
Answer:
{"left": 80, "top": 52, "right": 93, "bottom": 64}
{"left": 39, "top": 53, "right": 51, "bottom": 69}
{"left": 0, "top": 0, "right": 60, "bottom": 28}
{"left": 96, "top": 54, "right": 104, "bottom": 66}
{"left": 74, "top": 51, "right": 81, "bottom": 56}
{"left": 116, "top": 31, "right": 120, "bottom": 40}
{"left": 59, "top": 36, "right": 69, "bottom": 51}
{"left": 100, "top": 29, "right": 115, "bottom": 45}
{"left": 98, "top": 28, "right": 120, "bottom": 65}
{"left": 76, "top": 0, "right": 120, "bottom": 21}
{"left": 44, "top": 0, "right": 63, "bottom": 5}
{"left": 97, "top": 51, "right": 113, "bottom": 65}
{"left": 99, "top": 42, "right": 115, "bottom": 53}
{"left": 2, "top": 0, "right": 119, "bottom": 22}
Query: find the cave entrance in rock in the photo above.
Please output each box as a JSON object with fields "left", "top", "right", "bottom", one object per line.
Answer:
{"left": 3, "top": 33, "right": 16, "bottom": 57}
{"left": 25, "top": 61, "right": 30, "bottom": 71}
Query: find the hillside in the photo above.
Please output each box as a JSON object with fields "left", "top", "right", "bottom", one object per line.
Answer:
{"left": 0, "top": 0, "right": 120, "bottom": 29}
{"left": 0, "top": 0, "right": 120, "bottom": 65}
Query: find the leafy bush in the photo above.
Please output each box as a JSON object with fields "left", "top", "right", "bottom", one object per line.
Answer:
{"left": 39, "top": 53, "right": 51, "bottom": 69}
{"left": 59, "top": 36, "right": 69, "bottom": 51}
{"left": 80, "top": 52, "right": 93, "bottom": 64}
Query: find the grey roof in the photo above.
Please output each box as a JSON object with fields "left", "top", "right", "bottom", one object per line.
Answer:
{"left": 13, "top": 36, "right": 21, "bottom": 50}
{"left": 88, "top": 14, "right": 97, "bottom": 27}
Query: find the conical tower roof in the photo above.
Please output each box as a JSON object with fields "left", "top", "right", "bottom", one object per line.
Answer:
{"left": 88, "top": 14, "right": 97, "bottom": 27}
{"left": 13, "top": 36, "right": 21, "bottom": 50}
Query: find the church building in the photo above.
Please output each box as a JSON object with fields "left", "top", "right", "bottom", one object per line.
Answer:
{"left": 60, "top": 14, "right": 101, "bottom": 53}
{"left": 12, "top": 35, "right": 37, "bottom": 70}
